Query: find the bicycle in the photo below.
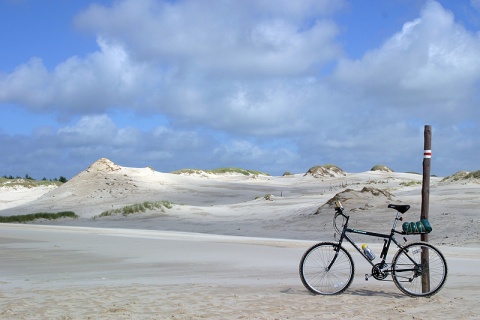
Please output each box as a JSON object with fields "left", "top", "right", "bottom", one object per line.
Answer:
{"left": 299, "top": 200, "right": 448, "bottom": 297}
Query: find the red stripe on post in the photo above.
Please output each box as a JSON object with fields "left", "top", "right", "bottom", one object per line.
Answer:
{"left": 424, "top": 150, "right": 432, "bottom": 158}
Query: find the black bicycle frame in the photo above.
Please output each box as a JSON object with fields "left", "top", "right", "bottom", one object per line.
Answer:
{"left": 329, "top": 210, "right": 406, "bottom": 271}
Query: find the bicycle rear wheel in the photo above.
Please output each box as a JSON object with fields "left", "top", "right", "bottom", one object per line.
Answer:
{"left": 299, "top": 242, "right": 354, "bottom": 295}
{"left": 392, "top": 242, "right": 447, "bottom": 297}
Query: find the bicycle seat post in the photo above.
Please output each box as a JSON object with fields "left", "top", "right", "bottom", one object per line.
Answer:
{"left": 389, "top": 210, "right": 399, "bottom": 231}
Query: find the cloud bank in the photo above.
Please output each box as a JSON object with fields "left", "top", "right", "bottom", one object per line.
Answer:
{"left": 0, "top": 0, "right": 479, "bottom": 178}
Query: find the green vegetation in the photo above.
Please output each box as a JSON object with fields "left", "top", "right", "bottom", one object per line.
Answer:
{"left": 400, "top": 181, "right": 422, "bottom": 187}
{"left": 307, "top": 164, "right": 344, "bottom": 172}
{"left": 441, "top": 170, "right": 480, "bottom": 181}
{"left": 58, "top": 176, "right": 68, "bottom": 183}
{"left": 371, "top": 164, "right": 394, "bottom": 172}
{"left": 0, "top": 211, "right": 77, "bottom": 223}
{"left": 306, "top": 165, "right": 319, "bottom": 173}
{"left": 0, "top": 177, "right": 64, "bottom": 188}
{"left": 443, "top": 171, "right": 468, "bottom": 181}
{"left": 172, "top": 167, "right": 269, "bottom": 176}
{"left": 1, "top": 172, "right": 68, "bottom": 188}
{"left": 323, "top": 164, "right": 340, "bottom": 170}
{"left": 305, "top": 164, "right": 345, "bottom": 177}
{"left": 360, "top": 186, "right": 393, "bottom": 198}
{"left": 94, "top": 201, "right": 173, "bottom": 219}
{"left": 465, "top": 170, "right": 480, "bottom": 179}
{"left": 255, "top": 194, "right": 274, "bottom": 201}
{"left": 171, "top": 169, "right": 199, "bottom": 175}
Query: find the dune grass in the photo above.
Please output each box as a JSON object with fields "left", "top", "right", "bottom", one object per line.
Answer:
{"left": 0, "top": 211, "right": 78, "bottom": 223}
{"left": 94, "top": 201, "right": 173, "bottom": 219}
{"left": 400, "top": 181, "right": 422, "bottom": 187}
{"left": 371, "top": 164, "right": 394, "bottom": 172}
{"left": 305, "top": 164, "right": 346, "bottom": 177}
{"left": 465, "top": 170, "right": 480, "bottom": 179}
{"left": 442, "top": 170, "right": 480, "bottom": 181}
{"left": 0, "top": 177, "right": 63, "bottom": 188}
{"left": 172, "top": 167, "right": 269, "bottom": 176}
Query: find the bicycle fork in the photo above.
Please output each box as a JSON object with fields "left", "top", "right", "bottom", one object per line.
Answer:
{"left": 327, "top": 249, "right": 341, "bottom": 271}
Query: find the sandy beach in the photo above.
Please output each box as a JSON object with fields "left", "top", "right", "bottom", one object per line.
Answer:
{"left": 1, "top": 159, "right": 480, "bottom": 319}
{"left": 1, "top": 224, "right": 479, "bottom": 320}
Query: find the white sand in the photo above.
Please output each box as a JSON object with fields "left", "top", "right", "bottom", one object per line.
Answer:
{"left": 0, "top": 185, "right": 56, "bottom": 211}
{"left": 1, "top": 158, "right": 479, "bottom": 319}
{"left": 1, "top": 224, "right": 479, "bottom": 319}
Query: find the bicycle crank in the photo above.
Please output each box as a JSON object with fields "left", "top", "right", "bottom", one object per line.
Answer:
{"left": 365, "top": 263, "right": 391, "bottom": 281}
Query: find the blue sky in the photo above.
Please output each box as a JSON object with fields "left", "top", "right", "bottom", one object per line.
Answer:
{"left": 1, "top": 0, "right": 479, "bottom": 179}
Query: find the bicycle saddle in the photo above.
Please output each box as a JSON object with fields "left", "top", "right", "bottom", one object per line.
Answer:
{"left": 387, "top": 204, "right": 410, "bottom": 213}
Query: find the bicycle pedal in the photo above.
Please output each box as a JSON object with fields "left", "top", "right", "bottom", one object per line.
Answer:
{"left": 365, "top": 274, "right": 369, "bottom": 281}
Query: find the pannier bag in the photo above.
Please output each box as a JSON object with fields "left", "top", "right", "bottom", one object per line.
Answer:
{"left": 402, "top": 219, "right": 432, "bottom": 234}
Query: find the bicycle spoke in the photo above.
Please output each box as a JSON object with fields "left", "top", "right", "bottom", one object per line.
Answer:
{"left": 304, "top": 202, "right": 448, "bottom": 298}
{"left": 392, "top": 242, "right": 447, "bottom": 297}
{"left": 299, "top": 242, "right": 354, "bottom": 295}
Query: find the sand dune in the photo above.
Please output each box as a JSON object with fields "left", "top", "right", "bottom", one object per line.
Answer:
{"left": 1, "top": 158, "right": 478, "bottom": 245}
{"left": 1, "top": 158, "right": 479, "bottom": 319}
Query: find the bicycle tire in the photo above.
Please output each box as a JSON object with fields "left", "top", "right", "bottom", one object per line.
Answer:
{"left": 392, "top": 241, "right": 448, "bottom": 297}
{"left": 299, "top": 242, "right": 354, "bottom": 295}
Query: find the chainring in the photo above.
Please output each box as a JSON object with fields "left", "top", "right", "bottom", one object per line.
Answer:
{"left": 372, "top": 263, "right": 390, "bottom": 280}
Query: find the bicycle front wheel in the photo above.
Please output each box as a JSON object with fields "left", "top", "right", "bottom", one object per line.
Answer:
{"left": 299, "top": 242, "right": 354, "bottom": 295}
{"left": 392, "top": 242, "right": 448, "bottom": 297}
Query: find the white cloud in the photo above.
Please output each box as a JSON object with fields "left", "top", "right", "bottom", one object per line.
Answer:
{"left": 1, "top": 0, "right": 479, "bottom": 177}
{"left": 0, "top": 37, "right": 156, "bottom": 114}
{"left": 332, "top": 1, "right": 480, "bottom": 118}
{"left": 1, "top": 0, "right": 344, "bottom": 130}
{"left": 74, "top": 0, "right": 343, "bottom": 76}
{"left": 0, "top": 58, "right": 51, "bottom": 106}
{"left": 212, "top": 138, "right": 300, "bottom": 172}
{"left": 57, "top": 114, "right": 142, "bottom": 147}
{"left": 0, "top": 114, "right": 304, "bottom": 178}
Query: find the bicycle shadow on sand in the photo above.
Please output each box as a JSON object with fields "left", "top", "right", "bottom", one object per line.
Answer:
{"left": 348, "top": 288, "right": 405, "bottom": 298}
{"left": 280, "top": 287, "right": 405, "bottom": 299}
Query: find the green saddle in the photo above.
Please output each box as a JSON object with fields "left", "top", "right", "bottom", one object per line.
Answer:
{"left": 402, "top": 219, "right": 432, "bottom": 234}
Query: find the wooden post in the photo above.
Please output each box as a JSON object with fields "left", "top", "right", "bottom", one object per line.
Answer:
{"left": 421, "top": 125, "right": 431, "bottom": 292}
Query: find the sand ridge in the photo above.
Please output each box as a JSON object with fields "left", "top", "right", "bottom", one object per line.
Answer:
{"left": 2, "top": 158, "right": 478, "bottom": 246}
{"left": 1, "top": 158, "right": 479, "bottom": 318}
